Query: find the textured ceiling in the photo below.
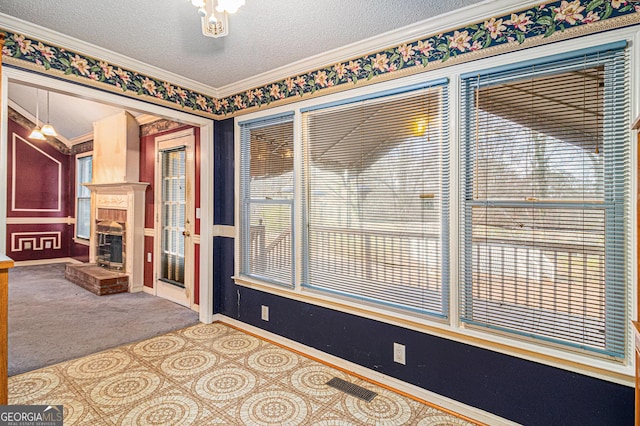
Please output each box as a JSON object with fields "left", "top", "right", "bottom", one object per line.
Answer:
{"left": 0, "top": 0, "right": 485, "bottom": 143}
{"left": 0, "top": 0, "right": 483, "bottom": 89}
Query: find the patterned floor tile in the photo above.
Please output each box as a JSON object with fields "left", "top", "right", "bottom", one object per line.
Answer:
{"left": 9, "top": 322, "right": 479, "bottom": 426}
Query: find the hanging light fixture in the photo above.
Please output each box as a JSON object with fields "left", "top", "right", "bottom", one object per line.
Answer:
{"left": 28, "top": 89, "right": 46, "bottom": 141}
{"left": 191, "top": 0, "right": 245, "bottom": 38}
{"left": 40, "top": 91, "right": 57, "bottom": 137}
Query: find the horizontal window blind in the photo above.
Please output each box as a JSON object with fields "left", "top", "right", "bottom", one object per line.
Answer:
{"left": 76, "top": 155, "right": 92, "bottom": 240}
{"left": 239, "top": 114, "right": 295, "bottom": 287}
{"left": 302, "top": 82, "right": 449, "bottom": 317}
{"left": 460, "top": 44, "right": 629, "bottom": 357}
{"left": 161, "top": 148, "right": 186, "bottom": 285}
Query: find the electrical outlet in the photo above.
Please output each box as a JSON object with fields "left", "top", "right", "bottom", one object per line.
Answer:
{"left": 147, "top": 252, "right": 152, "bottom": 263}
{"left": 261, "top": 305, "right": 269, "bottom": 321}
{"left": 45, "top": 241, "right": 52, "bottom": 249}
{"left": 393, "top": 343, "right": 406, "bottom": 365}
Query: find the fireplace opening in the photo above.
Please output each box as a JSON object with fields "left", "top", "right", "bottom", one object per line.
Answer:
{"left": 96, "top": 220, "right": 125, "bottom": 271}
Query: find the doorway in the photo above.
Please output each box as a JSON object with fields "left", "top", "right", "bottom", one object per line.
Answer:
{"left": 2, "top": 67, "right": 214, "bottom": 323}
{"left": 155, "top": 129, "right": 195, "bottom": 309}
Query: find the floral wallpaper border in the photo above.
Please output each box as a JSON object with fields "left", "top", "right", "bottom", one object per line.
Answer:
{"left": 2, "top": 0, "right": 639, "bottom": 119}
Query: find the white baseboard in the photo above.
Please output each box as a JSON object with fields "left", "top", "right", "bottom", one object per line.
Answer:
{"left": 13, "top": 257, "right": 82, "bottom": 267}
{"left": 212, "top": 314, "right": 519, "bottom": 426}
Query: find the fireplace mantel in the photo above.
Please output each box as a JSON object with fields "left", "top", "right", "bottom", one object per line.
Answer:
{"left": 85, "top": 182, "right": 149, "bottom": 292}
{"left": 84, "top": 182, "right": 149, "bottom": 193}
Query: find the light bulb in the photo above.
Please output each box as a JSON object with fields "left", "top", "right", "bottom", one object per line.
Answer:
{"left": 198, "top": 6, "right": 206, "bottom": 17}
{"left": 208, "top": 14, "right": 218, "bottom": 24}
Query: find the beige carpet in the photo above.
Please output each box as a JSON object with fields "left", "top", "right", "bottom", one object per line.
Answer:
{"left": 9, "top": 322, "right": 479, "bottom": 425}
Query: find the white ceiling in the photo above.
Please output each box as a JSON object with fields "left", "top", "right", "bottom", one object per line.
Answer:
{"left": 0, "top": 0, "right": 483, "bottom": 88}
{"left": 7, "top": 84, "right": 142, "bottom": 144}
{"left": 0, "top": 0, "right": 484, "bottom": 143}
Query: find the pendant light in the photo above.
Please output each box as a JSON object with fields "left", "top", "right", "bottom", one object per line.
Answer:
{"left": 28, "top": 89, "right": 46, "bottom": 141}
{"left": 40, "top": 91, "right": 57, "bottom": 137}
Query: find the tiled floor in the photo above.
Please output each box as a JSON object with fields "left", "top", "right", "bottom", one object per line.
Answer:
{"left": 9, "top": 322, "right": 478, "bottom": 425}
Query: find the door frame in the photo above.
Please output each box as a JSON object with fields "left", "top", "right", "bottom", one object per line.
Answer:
{"left": 154, "top": 128, "right": 196, "bottom": 309}
{"left": 1, "top": 67, "right": 215, "bottom": 323}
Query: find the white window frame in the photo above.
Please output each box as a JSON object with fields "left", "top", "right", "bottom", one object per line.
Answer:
{"left": 234, "top": 27, "right": 639, "bottom": 383}
{"left": 75, "top": 152, "right": 92, "bottom": 243}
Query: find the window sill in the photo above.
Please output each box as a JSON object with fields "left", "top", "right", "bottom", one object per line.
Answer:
{"left": 233, "top": 275, "right": 634, "bottom": 387}
{"left": 73, "top": 238, "right": 90, "bottom": 246}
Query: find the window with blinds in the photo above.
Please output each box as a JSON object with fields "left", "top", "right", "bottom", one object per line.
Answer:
{"left": 76, "top": 155, "right": 92, "bottom": 240}
{"left": 239, "top": 114, "right": 295, "bottom": 287}
{"left": 460, "top": 42, "right": 629, "bottom": 357}
{"left": 301, "top": 82, "right": 449, "bottom": 316}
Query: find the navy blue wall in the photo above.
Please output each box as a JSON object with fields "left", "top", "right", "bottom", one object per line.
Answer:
{"left": 214, "top": 118, "right": 235, "bottom": 226}
{"left": 212, "top": 117, "right": 634, "bottom": 425}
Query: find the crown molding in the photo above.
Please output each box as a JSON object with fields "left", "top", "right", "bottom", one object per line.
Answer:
{"left": 0, "top": 1, "right": 541, "bottom": 99}
{"left": 69, "top": 132, "right": 93, "bottom": 145}
{"left": 217, "top": 0, "right": 541, "bottom": 97}
{"left": 0, "top": 12, "right": 218, "bottom": 97}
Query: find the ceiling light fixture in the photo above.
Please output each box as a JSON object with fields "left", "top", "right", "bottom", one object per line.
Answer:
{"left": 28, "top": 89, "right": 46, "bottom": 141}
{"left": 40, "top": 91, "right": 57, "bottom": 137}
{"left": 191, "top": 0, "right": 245, "bottom": 38}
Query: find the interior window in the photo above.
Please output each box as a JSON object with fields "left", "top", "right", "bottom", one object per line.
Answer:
{"left": 76, "top": 155, "right": 93, "bottom": 240}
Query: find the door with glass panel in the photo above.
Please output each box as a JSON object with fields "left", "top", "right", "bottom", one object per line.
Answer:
{"left": 155, "top": 129, "right": 194, "bottom": 308}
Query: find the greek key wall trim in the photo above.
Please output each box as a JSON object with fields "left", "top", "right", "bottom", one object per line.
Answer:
{"left": 11, "top": 231, "right": 62, "bottom": 252}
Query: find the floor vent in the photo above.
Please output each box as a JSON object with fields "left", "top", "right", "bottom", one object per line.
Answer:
{"left": 326, "top": 377, "right": 377, "bottom": 402}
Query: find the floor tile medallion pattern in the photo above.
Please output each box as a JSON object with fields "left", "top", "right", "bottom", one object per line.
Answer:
{"left": 9, "top": 323, "right": 477, "bottom": 425}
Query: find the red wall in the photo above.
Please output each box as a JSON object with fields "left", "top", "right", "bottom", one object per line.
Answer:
{"left": 6, "top": 118, "right": 88, "bottom": 261}
{"left": 139, "top": 125, "right": 201, "bottom": 304}
{"left": 7, "top": 117, "right": 202, "bottom": 305}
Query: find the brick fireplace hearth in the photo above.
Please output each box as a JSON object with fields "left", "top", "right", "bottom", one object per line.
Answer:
{"left": 65, "top": 263, "right": 128, "bottom": 295}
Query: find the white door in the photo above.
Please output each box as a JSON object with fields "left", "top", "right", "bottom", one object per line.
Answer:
{"left": 155, "top": 129, "right": 195, "bottom": 308}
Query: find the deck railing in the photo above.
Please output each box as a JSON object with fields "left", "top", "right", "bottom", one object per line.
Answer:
{"left": 307, "top": 226, "right": 441, "bottom": 291}
{"left": 469, "top": 237, "right": 605, "bottom": 319}
{"left": 249, "top": 223, "right": 606, "bottom": 323}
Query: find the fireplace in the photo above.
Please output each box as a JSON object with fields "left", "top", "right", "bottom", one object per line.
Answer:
{"left": 67, "top": 111, "right": 149, "bottom": 293}
{"left": 84, "top": 186, "right": 148, "bottom": 293}
{"left": 96, "top": 220, "right": 125, "bottom": 271}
